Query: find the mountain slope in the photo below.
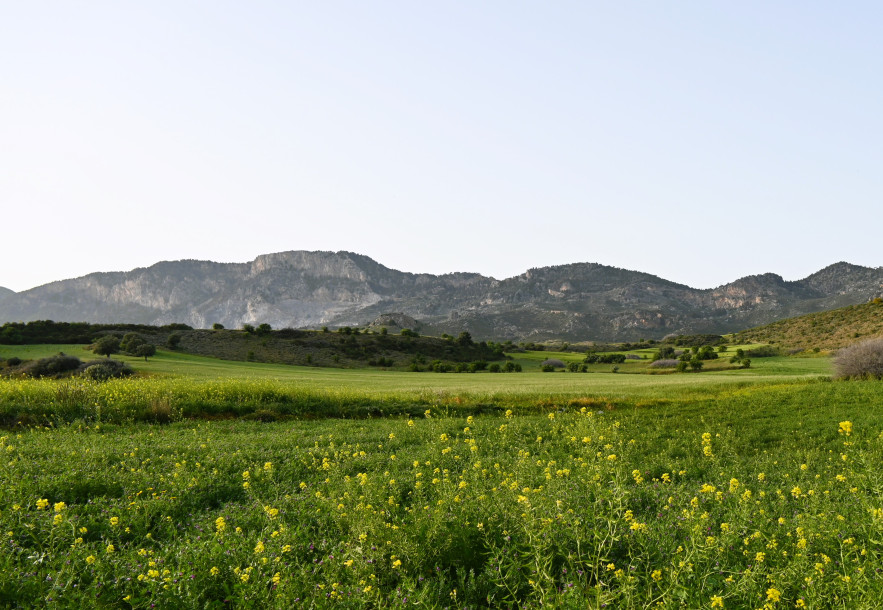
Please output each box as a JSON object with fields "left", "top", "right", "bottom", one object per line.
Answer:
{"left": 732, "top": 299, "right": 883, "bottom": 350}
{"left": 0, "top": 252, "right": 880, "bottom": 341}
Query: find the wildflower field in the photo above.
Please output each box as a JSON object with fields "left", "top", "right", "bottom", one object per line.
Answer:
{"left": 2, "top": 351, "right": 883, "bottom": 608}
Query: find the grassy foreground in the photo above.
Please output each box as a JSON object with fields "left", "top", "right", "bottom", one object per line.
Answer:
{"left": 2, "top": 350, "right": 882, "bottom": 608}
{"left": 0, "top": 346, "right": 831, "bottom": 426}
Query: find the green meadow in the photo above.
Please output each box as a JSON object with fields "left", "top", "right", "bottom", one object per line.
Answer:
{"left": 1, "top": 345, "right": 882, "bottom": 608}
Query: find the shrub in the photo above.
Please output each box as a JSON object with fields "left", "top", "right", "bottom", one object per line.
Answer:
{"left": 541, "top": 364, "right": 556, "bottom": 372}
{"left": 594, "top": 354, "right": 626, "bottom": 364}
{"left": 649, "top": 346, "right": 675, "bottom": 361}
{"left": 4, "top": 356, "right": 22, "bottom": 367}
{"left": 746, "top": 345, "right": 781, "bottom": 358}
{"left": 167, "top": 334, "right": 182, "bottom": 350}
{"left": 212, "top": 323, "right": 225, "bottom": 330}
{"left": 833, "top": 337, "right": 883, "bottom": 379}
{"left": 19, "top": 353, "right": 83, "bottom": 378}
{"left": 80, "top": 359, "right": 134, "bottom": 381}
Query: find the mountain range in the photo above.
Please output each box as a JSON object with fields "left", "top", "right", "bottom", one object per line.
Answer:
{"left": 0, "top": 251, "right": 881, "bottom": 342}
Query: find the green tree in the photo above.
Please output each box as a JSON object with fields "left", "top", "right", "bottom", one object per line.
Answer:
{"left": 0, "top": 326, "right": 23, "bottom": 345}
{"left": 166, "top": 333, "right": 182, "bottom": 350}
{"left": 92, "top": 336, "right": 120, "bottom": 359}
{"left": 256, "top": 323, "right": 272, "bottom": 335}
{"left": 119, "top": 333, "right": 146, "bottom": 354}
{"left": 134, "top": 344, "right": 156, "bottom": 362}
{"left": 212, "top": 323, "right": 225, "bottom": 330}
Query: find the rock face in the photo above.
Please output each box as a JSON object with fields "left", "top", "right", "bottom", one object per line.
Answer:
{"left": 0, "top": 252, "right": 880, "bottom": 341}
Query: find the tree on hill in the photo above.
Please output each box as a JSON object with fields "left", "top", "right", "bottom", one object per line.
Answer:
{"left": 134, "top": 343, "right": 157, "bottom": 362}
{"left": 119, "top": 333, "right": 146, "bottom": 354}
{"left": 92, "top": 336, "right": 120, "bottom": 358}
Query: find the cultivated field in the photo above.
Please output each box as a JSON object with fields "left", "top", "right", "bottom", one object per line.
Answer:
{"left": 2, "top": 347, "right": 881, "bottom": 608}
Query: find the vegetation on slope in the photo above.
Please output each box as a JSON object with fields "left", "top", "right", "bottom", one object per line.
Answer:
{"left": 731, "top": 299, "right": 883, "bottom": 351}
{"left": 0, "top": 321, "right": 505, "bottom": 370}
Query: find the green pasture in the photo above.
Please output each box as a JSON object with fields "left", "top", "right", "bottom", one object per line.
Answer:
{"left": 2, "top": 341, "right": 882, "bottom": 607}
{"left": 0, "top": 346, "right": 834, "bottom": 427}
{"left": 3, "top": 379, "right": 883, "bottom": 607}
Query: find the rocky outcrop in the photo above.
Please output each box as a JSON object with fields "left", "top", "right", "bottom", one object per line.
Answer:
{"left": 0, "top": 252, "right": 880, "bottom": 341}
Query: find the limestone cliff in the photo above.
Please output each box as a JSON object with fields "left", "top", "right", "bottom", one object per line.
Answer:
{"left": 0, "top": 252, "right": 880, "bottom": 341}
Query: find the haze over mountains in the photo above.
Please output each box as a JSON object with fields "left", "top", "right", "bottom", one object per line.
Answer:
{"left": 0, "top": 251, "right": 880, "bottom": 341}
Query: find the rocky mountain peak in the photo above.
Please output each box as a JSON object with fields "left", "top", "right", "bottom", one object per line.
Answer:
{"left": 0, "top": 252, "right": 880, "bottom": 342}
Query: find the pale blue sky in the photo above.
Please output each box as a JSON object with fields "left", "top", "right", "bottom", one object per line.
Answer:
{"left": 2, "top": 2, "right": 881, "bottom": 292}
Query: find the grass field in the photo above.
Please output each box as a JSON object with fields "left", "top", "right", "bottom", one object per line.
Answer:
{"left": 1, "top": 345, "right": 881, "bottom": 608}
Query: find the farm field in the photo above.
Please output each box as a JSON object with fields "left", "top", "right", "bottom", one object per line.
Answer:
{"left": 1, "top": 347, "right": 882, "bottom": 608}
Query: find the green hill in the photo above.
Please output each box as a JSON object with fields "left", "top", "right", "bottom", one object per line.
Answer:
{"left": 0, "top": 320, "right": 504, "bottom": 370}
{"left": 732, "top": 298, "right": 883, "bottom": 351}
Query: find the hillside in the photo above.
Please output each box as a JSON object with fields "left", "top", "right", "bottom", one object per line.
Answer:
{"left": 0, "top": 320, "right": 504, "bottom": 371}
{"left": 0, "top": 251, "right": 881, "bottom": 341}
{"left": 732, "top": 299, "right": 883, "bottom": 350}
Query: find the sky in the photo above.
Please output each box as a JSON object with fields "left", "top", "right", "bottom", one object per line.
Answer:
{"left": 2, "top": 2, "right": 882, "bottom": 293}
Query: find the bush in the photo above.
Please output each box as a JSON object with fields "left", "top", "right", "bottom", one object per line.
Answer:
{"left": 653, "top": 345, "right": 677, "bottom": 361}
{"left": 80, "top": 359, "right": 134, "bottom": 381}
{"left": 4, "top": 356, "right": 22, "bottom": 367}
{"left": 19, "top": 353, "right": 83, "bottom": 378}
{"left": 833, "top": 337, "right": 883, "bottom": 379}
{"left": 746, "top": 345, "right": 781, "bottom": 358}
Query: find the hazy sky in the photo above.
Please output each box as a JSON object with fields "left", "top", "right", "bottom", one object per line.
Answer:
{"left": 2, "top": 2, "right": 881, "bottom": 293}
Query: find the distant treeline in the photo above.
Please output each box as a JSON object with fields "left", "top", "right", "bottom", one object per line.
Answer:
{"left": 0, "top": 321, "right": 193, "bottom": 345}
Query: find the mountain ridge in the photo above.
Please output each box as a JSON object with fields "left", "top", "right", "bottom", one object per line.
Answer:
{"left": 1, "top": 251, "right": 880, "bottom": 341}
